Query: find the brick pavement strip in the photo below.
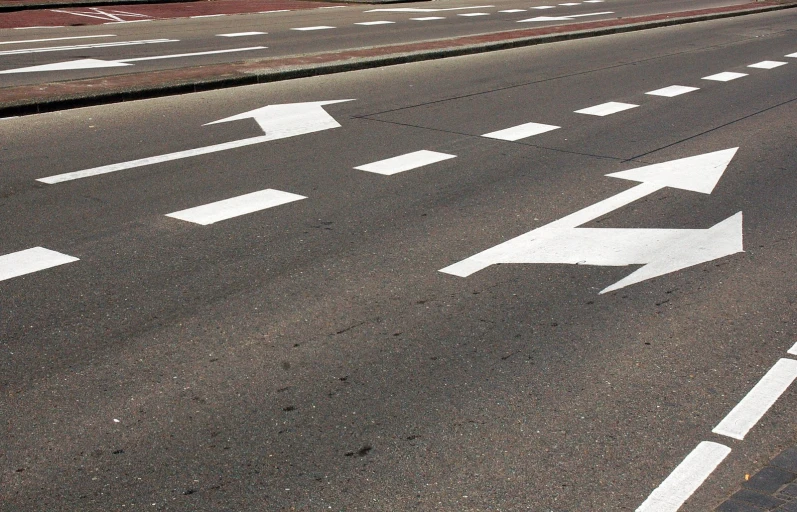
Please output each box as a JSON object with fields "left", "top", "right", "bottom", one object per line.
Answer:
{"left": 716, "top": 447, "right": 797, "bottom": 511}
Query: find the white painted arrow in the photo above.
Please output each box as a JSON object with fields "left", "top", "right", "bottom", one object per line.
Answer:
{"left": 440, "top": 148, "right": 744, "bottom": 294}
{"left": 518, "top": 11, "right": 614, "bottom": 22}
{"left": 38, "top": 100, "right": 353, "bottom": 184}
{"left": 0, "top": 46, "right": 266, "bottom": 74}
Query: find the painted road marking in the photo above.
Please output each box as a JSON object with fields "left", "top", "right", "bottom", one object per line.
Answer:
{"left": 166, "top": 189, "right": 305, "bottom": 225}
{"left": 747, "top": 60, "right": 787, "bottom": 69}
{"left": 50, "top": 7, "right": 152, "bottom": 22}
{"left": 519, "top": 11, "right": 614, "bottom": 22}
{"left": 636, "top": 442, "right": 731, "bottom": 512}
{"left": 499, "top": 9, "right": 526, "bottom": 13}
{"left": 217, "top": 32, "right": 267, "bottom": 37}
{"left": 787, "top": 52, "right": 797, "bottom": 58}
{"left": 411, "top": 17, "right": 445, "bottom": 20}
{"left": 0, "top": 34, "right": 115, "bottom": 46}
{"left": 584, "top": 0, "right": 604, "bottom": 2}
{"left": 789, "top": 342, "right": 797, "bottom": 356}
{"left": 291, "top": 26, "right": 335, "bottom": 31}
{"left": 259, "top": 9, "right": 290, "bottom": 13}
{"left": 38, "top": 100, "right": 352, "bottom": 184}
{"left": 646, "top": 85, "right": 699, "bottom": 97}
{"left": 355, "top": 21, "right": 395, "bottom": 25}
{"left": 531, "top": 6, "right": 556, "bottom": 9}
{"left": 120, "top": 47, "right": 266, "bottom": 62}
{"left": 0, "top": 38, "right": 175, "bottom": 57}
{"left": 0, "top": 247, "right": 79, "bottom": 282}
{"left": 355, "top": 150, "right": 456, "bottom": 175}
{"left": 575, "top": 101, "right": 638, "bottom": 116}
{"left": 712, "top": 358, "right": 797, "bottom": 440}
{"left": 703, "top": 71, "right": 747, "bottom": 81}
{"left": 482, "top": 122, "right": 560, "bottom": 141}
{"left": 458, "top": 13, "right": 490, "bottom": 16}
{"left": 366, "top": 6, "right": 493, "bottom": 12}
{"left": 14, "top": 26, "right": 65, "bottom": 29}
{"left": 559, "top": 3, "right": 581, "bottom": 5}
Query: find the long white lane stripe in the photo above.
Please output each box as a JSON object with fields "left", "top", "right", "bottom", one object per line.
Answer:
{"left": 575, "top": 102, "right": 638, "bottom": 116}
{"left": 0, "top": 247, "right": 79, "bottom": 282}
{"left": 646, "top": 85, "right": 699, "bottom": 97}
{"left": 120, "top": 46, "right": 266, "bottom": 62}
{"left": 355, "top": 150, "right": 456, "bottom": 175}
{"left": 166, "top": 189, "right": 305, "bottom": 225}
{"left": 702, "top": 72, "right": 747, "bottom": 82}
{"left": 0, "top": 34, "right": 115, "bottom": 45}
{"left": 482, "top": 122, "right": 560, "bottom": 141}
{"left": 636, "top": 442, "right": 731, "bottom": 512}
{"left": 0, "top": 38, "right": 174, "bottom": 56}
{"left": 712, "top": 358, "right": 797, "bottom": 440}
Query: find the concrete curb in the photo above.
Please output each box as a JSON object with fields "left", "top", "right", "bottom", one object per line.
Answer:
{"left": 1, "top": 1, "right": 795, "bottom": 118}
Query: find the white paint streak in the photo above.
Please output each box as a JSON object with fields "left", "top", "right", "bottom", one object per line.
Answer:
{"left": 786, "top": 52, "right": 797, "bottom": 58}
{"left": 646, "top": 85, "right": 699, "bottom": 97}
{"left": 0, "top": 247, "right": 78, "bottom": 282}
{"left": 0, "top": 34, "right": 115, "bottom": 45}
{"left": 410, "top": 16, "right": 445, "bottom": 20}
{"left": 166, "top": 189, "right": 305, "bottom": 225}
{"left": 519, "top": 11, "right": 613, "bottom": 21}
{"left": 291, "top": 26, "right": 335, "bottom": 31}
{"left": 355, "top": 150, "right": 455, "bottom": 175}
{"left": 531, "top": 6, "right": 556, "bottom": 9}
{"left": 0, "top": 59, "right": 130, "bottom": 73}
{"left": 458, "top": 12, "right": 490, "bottom": 16}
{"left": 355, "top": 21, "right": 395, "bottom": 25}
{"left": 190, "top": 14, "right": 225, "bottom": 18}
{"left": 499, "top": 9, "right": 527, "bottom": 13}
{"left": 0, "top": 38, "right": 174, "bottom": 56}
{"left": 259, "top": 9, "right": 290, "bottom": 13}
{"left": 217, "top": 32, "right": 267, "bottom": 37}
{"left": 636, "top": 442, "right": 730, "bottom": 512}
{"left": 702, "top": 71, "right": 747, "bottom": 81}
{"left": 482, "top": 122, "right": 560, "bottom": 141}
{"left": 575, "top": 102, "right": 638, "bottom": 116}
{"left": 747, "top": 60, "right": 787, "bottom": 69}
{"left": 366, "top": 5, "right": 492, "bottom": 12}
{"left": 712, "top": 358, "right": 797, "bottom": 440}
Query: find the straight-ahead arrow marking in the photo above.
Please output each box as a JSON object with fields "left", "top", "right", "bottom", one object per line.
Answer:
{"left": 38, "top": 100, "right": 353, "bottom": 184}
{"left": 440, "top": 148, "right": 743, "bottom": 294}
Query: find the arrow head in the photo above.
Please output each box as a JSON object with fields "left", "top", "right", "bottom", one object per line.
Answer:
{"left": 600, "top": 212, "right": 743, "bottom": 293}
{"left": 205, "top": 99, "right": 354, "bottom": 139}
{"left": 606, "top": 148, "right": 738, "bottom": 194}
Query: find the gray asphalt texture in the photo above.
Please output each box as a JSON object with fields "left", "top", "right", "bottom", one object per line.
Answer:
{"left": 1, "top": 9, "right": 796, "bottom": 511}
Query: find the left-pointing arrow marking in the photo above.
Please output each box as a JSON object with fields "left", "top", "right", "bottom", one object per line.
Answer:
{"left": 38, "top": 100, "right": 353, "bottom": 184}
{"left": 440, "top": 148, "right": 744, "bottom": 294}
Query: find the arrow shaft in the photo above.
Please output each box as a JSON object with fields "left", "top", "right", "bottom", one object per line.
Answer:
{"left": 119, "top": 46, "right": 266, "bottom": 63}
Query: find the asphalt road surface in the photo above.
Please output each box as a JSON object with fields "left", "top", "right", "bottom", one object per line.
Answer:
{"left": 0, "top": 0, "right": 754, "bottom": 86}
{"left": 1, "top": 7, "right": 796, "bottom": 511}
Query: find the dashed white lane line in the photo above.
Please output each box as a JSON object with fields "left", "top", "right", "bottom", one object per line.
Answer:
{"left": 458, "top": 12, "right": 490, "bottom": 16}
{"left": 217, "top": 32, "right": 267, "bottom": 37}
{"left": 702, "top": 71, "right": 747, "bottom": 82}
{"left": 787, "top": 52, "right": 797, "bottom": 58}
{"left": 0, "top": 38, "right": 175, "bottom": 56}
{"left": 636, "top": 442, "right": 731, "bottom": 512}
{"left": 411, "top": 17, "right": 445, "bottom": 20}
{"left": 584, "top": 0, "right": 604, "bottom": 3}
{"left": 482, "top": 122, "right": 560, "bottom": 141}
{"left": 291, "top": 26, "right": 336, "bottom": 31}
{"left": 166, "top": 189, "right": 305, "bottom": 225}
{"left": 559, "top": 3, "right": 581, "bottom": 5}
{"left": 646, "top": 85, "right": 699, "bottom": 97}
{"left": 0, "top": 34, "right": 115, "bottom": 45}
{"left": 355, "top": 21, "right": 395, "bottom": 25}
{"left": 789, "top": 342, "right": 797, "bottom": 356}
{"left": 499, "top": 9, "right": 526, "bottom": 13}
{"left": 575, "top": 101, "right": 638, "bottom": 116}
{"left": 366, "top": 5, "right": 493, "bottom": 12}
{"left": 712, "top": 358, "right": 797, "bottom": 440}
{"left": 355, "top": 150, "right": 456, "bottom": 175}
{"left": 532, "top": 5, "right": 556, "bottom": 9}
{"left": 0, "top": 247, "right": 79, "bottom": 282}
{"left": 748, "top": 60, "right": 787, "bottom": 69}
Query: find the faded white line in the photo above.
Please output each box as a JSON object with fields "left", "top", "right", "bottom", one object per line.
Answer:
{"left": 646, "top": 85, "right": 699, "bottom": 97}
{"left": 703, "top": 71, "right": 747, "bottom": 81}
{"left": 0, "top": 38, "right": 175, "bottom": 56}
{"left": 712, "top": 358, "right": 797, "bottom": 440}
{"left": 748, "top": 60, "right": 787, "bottom": 69}
{"left": 575, "top": 102, "right": 638, "bottom": 116}
{"left": 0, "top": 247, "right": 79, "bottom": 282}
{"left": 217, "top": 32, "right": 267, "bottom": 37}
{"left": 291, "top": 26, "right": 335, "bottom": 31}
{"left": 355, "top": 21, "right": 395, "bottom": 25}
{"left": 482, "top": 122, "right": 560, "bottom": 141}
{"left": 0, "top": 34, "right": 115, "bottom": 45}
{"left": 636, "top": 442, "right": 731, "bottom": 512}
{"left": 355, "top": 150, "right": 455, "bottom": 175}
{"left": 166, "top": 189, "right": 305, "bottom": 225}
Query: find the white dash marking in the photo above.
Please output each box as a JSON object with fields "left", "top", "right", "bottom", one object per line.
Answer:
{"left": 0, "top": 247, "right": 78, "bottom": 282}
{"left": 646, "top": 85, "right": 699, "bottom": 97}
{"left": 217, "top": 32, "right": 267, "bottom": 37}
{"left": 355, "top": 21, "right": 395, "bottom": 25}
{"left": 355, "top": 150, "right": 456, "bottom": 176}
{"left": 499, "top": 9, "right": 526, "bottom": 12}
{"left": 410, "top": 16, "right": 445, "bottom": 20}
{"left": 575, "top": 102, "right": 638, "bottom": 116}
{"left": 458, "top": 12, "right": 490, "bottom": 16}
{"left": 559, "top": 3, "right": 581, "bottom": 5}
{"left": 636, "top": 442, "right": 730, "bottom": 512}
{"left": 482, "top": 122, "right": 560, "bottom": 141}
{"left": 788, "top": 342, "right": 797, "bottom": 356}
{"left": 584, "top": 0, "right": 604, "bottom": 3}
{"left": 712, "top": 358, "right": 797, "bottom": 440}
{"left": 0, "top": 34, "right": 115, "bottom": 46}
{"left": 291, "top": 26, "right": 335, "bottom": 31}
{"left": 532, "top": 5, "right": 556, "bottom": 9}
{"left": 166, "top": 189, "right": 305, "bottom": 225}
{"left": 747, "top": 60, "right": 787, "bottom": 69}
{"left": 786, "top": 52, "right": 797, "bottom": 58}
{"left": 702, "top": 71, "right": 747, "bottom": 82}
